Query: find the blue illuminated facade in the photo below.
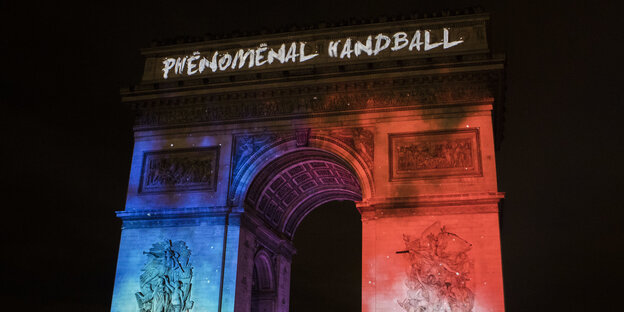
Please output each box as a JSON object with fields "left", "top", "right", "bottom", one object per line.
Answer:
{"left": 111, "top": 133, "right": 242, "bottom": 312}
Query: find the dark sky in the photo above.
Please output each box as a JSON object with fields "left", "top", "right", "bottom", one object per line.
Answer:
{"left": 2, "top": 1, "right": 622, "bottom": 311}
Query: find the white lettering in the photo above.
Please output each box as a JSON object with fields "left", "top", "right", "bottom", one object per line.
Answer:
{"left": 340, "top": 38, "right": 353, "bottom": 59}
{"left": 232, "top": 49, "right": 255, "bottom": 69}
{"left": 174, "top": 57, "right": 187, "bottom": 74}
{"left": 354, "top": 36, "right": 373, "bottom": 56}
{"left": 199, "top": 56, "right": 216, "bottom": 73}
{"left": 268, "top": 44, "right": 286, "bottom": 64}
{"left": 299, "top": 42, "right": 318, "bottom": 62}
{"left": 160, "top": 26, "right": 468, "bottom": 77}
{"left": 187, "top": 51, "right": 200, "bottom": 75}
{"left": 328, "top": 40, "right": 341, "bottom": 57}
{"left": 198, "top": 57, "right": 207, "bottom": 73}
{"left": 424, "top": 30, "right": 442, "bottom": 51}
{"left": 409, "top": 31, "right": 422, "bottom": 51}
{"left": 218, "top": 53, "right": 232, "bottom": 70}
{"left": 204, "top": 52, "right": 218, "bottom": 72}
{"left": 374, "top": 34, "right": 391, "bottom": 55}
{"left": 162, "top": 58, "right": 176, "bottom": 79}
{"left": 443, "top": 28, "right": 463, "bottom": 49}
{"left": 392, "top": 32, "right": 409, "bottom": 51}
{"left": 255, "top": 43, "right": 268, "bottom": 66}
{"left": 285, "top": 42, "right": 298, "bottom": 63}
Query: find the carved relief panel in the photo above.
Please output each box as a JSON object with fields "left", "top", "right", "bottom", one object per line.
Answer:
{"left": 398, "top": 222, "right": 474, "bottom": 312}
{"left": 389, "top": 129, "right": 482, "bottom": 181}
{"left": 232, "top": 134, "right": 282, "bottom": 180}
{"left": 139, "top": 147, "right": 220, "bottom": 193}
{"left": 313, "top": 127, "right": 374, "bottom": 170}
{"left": 136, "top": 240, "right": 194, "bottom": 312}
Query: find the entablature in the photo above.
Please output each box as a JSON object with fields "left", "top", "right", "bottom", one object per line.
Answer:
{"left": 126, "top": 67, "right": 503, "bottom": 130}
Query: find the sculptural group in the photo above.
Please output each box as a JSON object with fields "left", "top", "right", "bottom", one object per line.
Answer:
{"left": 135, "top": 240, "right": 194, "bottom": 312}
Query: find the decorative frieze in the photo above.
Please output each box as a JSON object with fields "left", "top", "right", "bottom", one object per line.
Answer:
{"left": 130, "top": 73, "right": 498, "bottom": 129}
{"left": 389, "top": 129, "right": 481, "bottom": 180}
{"left": 139, "top": 147, "right": 220, "bottom": 193}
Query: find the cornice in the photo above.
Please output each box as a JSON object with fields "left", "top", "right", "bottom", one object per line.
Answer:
{"left": 116, "top": 206, "right": 230, "bottom": 220}
{"left": 359, "top": 192, "right": 504, "bottom": 219}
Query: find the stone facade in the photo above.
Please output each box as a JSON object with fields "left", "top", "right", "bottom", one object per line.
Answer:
{"left": 112, "top": 12, "right": 505, "bottom": 312}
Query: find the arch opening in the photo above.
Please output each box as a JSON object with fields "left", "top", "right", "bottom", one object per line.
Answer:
{"left": 243, "top": 149, "right": 363, "bottom": 312}
{"left": 289, "top": 200, "right": 362, "bottom": 312}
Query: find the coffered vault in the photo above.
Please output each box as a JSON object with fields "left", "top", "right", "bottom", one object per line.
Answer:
{"left": 245, "top": 150, "right": 362, "bottom": 238}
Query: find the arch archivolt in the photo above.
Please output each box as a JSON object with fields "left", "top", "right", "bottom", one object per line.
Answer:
{"left": 247, "top": 156, "right": 362, "bottom": 238}
{"left": 230, "top": 130, "right": 375, "bottom": 212}
{"left": 282, "top": 188, "right": 360, "bottom": 238}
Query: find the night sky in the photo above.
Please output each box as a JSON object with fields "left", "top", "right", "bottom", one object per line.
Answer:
{"left": 2, "top": 1, "right": 622, "bottom": 311}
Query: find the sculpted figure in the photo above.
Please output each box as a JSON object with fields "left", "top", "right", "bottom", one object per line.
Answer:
{"left": 136, "top": 240, "right": 194, "bottom": 312}
{"left": 152, "top": 277, "right": 170, "bottom": 312}
{"left": 170, "top": 281, "right": 185, "bottom": 312}
{"left": 399, "top": 222, "right": 474, "bottom": 312}
{"left": 352, "top": 127, "right": 373, "bottom": 158}
{"left": 235, "top": 136, "right": 254, "bottom": 167}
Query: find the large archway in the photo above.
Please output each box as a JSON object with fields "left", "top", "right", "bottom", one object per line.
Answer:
{"left": 240, "top": 149, "right": 363, "bottom": 312}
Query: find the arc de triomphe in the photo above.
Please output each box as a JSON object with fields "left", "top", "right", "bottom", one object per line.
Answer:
{"left": 111, "top": 12, "right": 506, "bottom": 312}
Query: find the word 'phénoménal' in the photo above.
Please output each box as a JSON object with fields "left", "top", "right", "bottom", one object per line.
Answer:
{"left": 161, "top": 28, "right": 463, "bottom": 79}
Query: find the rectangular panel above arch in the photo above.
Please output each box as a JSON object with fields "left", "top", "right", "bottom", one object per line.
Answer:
{"left": 138, "top": 146, "right": 220, "bottom": 193}
{"left": 389, "top": 129, "right": 482, "bottom": 181}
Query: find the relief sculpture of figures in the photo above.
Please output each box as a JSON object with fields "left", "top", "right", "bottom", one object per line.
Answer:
{"left": 232, "top": 134, "right": 279, "bottom": 176}
{"left": 397, "top": 139, "right": 472, "bottom": 171}
{"left": 315, "top": 127, "right": 374, "bottom": 169}
{"left": 351, "top": 127, "right": 374, "bottom": 162}
{"left": 145, "top": 157, "right": 213, "bottom": 188}
{"left": 135, "top": 240, "right": 194, "bottom": 312}
{"left": 398, "top": 222, "right": 474, "bottom": 312}
{"left": 140, "top": 147, "right": 220, "bottom": 193}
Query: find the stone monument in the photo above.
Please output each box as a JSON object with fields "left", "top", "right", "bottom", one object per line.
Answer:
{"left": 111, "top": 10, "right": 506, "bottom": 312}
